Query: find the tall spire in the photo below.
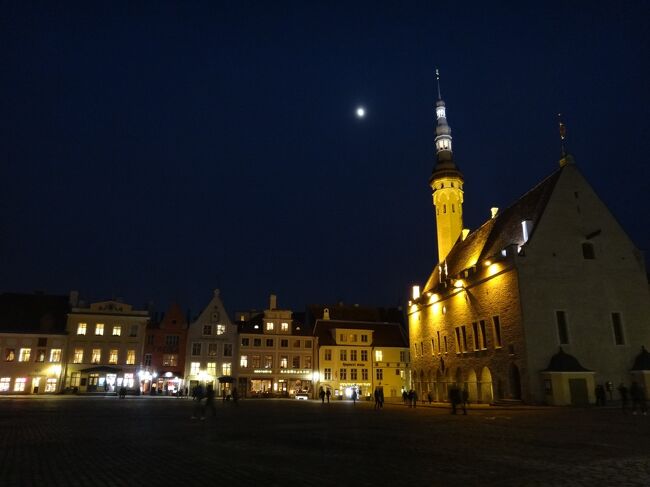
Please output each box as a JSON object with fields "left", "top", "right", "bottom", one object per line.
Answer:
{"left": 433, "top": 69, "right": 453, "bottom": 164}
{"left": 436, "top": 68, "right": 442, "bottom": 100}
{"left": 558, "top": 113, "right": 574, "bottom": 167}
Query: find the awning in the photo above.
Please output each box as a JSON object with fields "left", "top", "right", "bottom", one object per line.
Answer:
{"left": 218, "top": 376, "right": 234, "bottom": 383}
{"left": 79, "top": 366, "right": 123, "bottom": 373}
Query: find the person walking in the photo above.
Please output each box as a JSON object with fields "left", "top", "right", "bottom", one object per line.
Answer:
{"left": 427, "top": 392, "right": 433, "bottom": 404}
{"left": 325, "top": 389, "right": 331, "bottom": 403}
{"left": 191, "top": 384, "right": 205, "bottom": 419}
{"left": 617, "top": 383, "right": 629, "bottom": 412}
{"left": 202, "top": 384, "right": 216, "bottom": 419}
{"left": 319, "top": 387, "right": 325, "bottom": 404}
{"left": 448, "top": 385, "right": 460, "bottom": 414}
{"left": 351, "top": 389, "right": 358, "bottom": 405}
{"left": 461, "top": 388, "right": 469, "bottom": 415}
{"left": 412, "top": 389, "right": 418, "bottom": 408}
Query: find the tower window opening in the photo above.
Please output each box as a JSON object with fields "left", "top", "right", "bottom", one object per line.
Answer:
{"left": 443, "top": 204, "right": 447, "bottom": 214}
{"left": 582, "top": 242, "right": 595, "bottom": 259}
{"left": 452, "top": 204, "right": 455, "bottom": 213}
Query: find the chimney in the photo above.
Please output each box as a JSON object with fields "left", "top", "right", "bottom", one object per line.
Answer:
{"left": 323, "top": 308, "right": 330, "bottom": 320}
{"left": 269, "top": 294, "right": 277, "bottom": 310}
{"left": 69, "top": 290, "right": 79, "bottom": 307}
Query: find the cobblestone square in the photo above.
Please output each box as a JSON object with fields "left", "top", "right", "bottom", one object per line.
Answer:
{"left": 1, "top": 396, "right": 649, "bottom": 486}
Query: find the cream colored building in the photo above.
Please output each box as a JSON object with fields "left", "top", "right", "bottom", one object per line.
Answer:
{"left": 184, "top": 289, "right": 237, "bottom": 397}
{"left": 313, "top": 314, "right": 409, "bottom": 401}
{"left": 64, "top": 299, "right": 149, "bottom": 393}
{"left": 408, "top": 83, "right": 650, "bottom": 405}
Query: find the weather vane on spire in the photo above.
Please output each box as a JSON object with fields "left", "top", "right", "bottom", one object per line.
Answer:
{"left": 558, "top": 113, "right": 566, "bottom": 157}
{"left": 435, "top": 68, "right": 442, "bottom": 100}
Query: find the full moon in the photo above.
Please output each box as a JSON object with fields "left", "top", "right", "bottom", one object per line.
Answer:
{"left": 356, "top": 107, "right": 366, "bottom": 118}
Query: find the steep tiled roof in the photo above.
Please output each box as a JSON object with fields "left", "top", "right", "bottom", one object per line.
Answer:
{"left": 306, "top": 304, "right": 405, "bottom": 328}
{"left": 313, "top": 320, "right": 408, "bottom": 348}
{"left": 0, "top": 293, "right": 70, "bottom": 333}
{"left": 424, "top": 167, "right": 563, "bottom": 291}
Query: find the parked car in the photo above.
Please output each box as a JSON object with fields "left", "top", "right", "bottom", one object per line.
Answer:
{"left": 294, "top": 391, "right": 309, "bottom": 400}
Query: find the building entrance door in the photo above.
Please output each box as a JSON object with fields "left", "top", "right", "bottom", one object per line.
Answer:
{"left": 569, "top": 379, "right": 589, "bottom": 406}
{"left": 32, "top": 377, "right": 40, "bottom": 394}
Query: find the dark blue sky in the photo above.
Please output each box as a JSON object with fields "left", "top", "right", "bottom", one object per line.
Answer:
{"left": 1, "top": 1, "right": 649, "bottom": 315}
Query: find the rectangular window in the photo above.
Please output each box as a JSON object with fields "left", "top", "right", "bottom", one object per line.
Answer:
{"left": 129, "top": 325, "right": 138, "bottom": 337}
{"left": 376, "top": 369, "right": 383, "bottom": 380}
{"left": 350, "top": 350, "right": 357, "bottom": 361}
{"left": 437, "top": 331, "right": 441, "bottom": 352}
{"left": 251, "top": 355, "right": 261, "bottom": 368}
{"left": 222, "top": 363, "right": 232, "bottom": 376}
{"left": 340, "top": 350, "right": 347, "bottom": 361}
{"left": 292, "top": 356, "right": 300, "bottom": 368}
{"left": 126, "top": 350, "right": 135, "bottom": 365}
{"left": 35, "top": 349, "right": 46, "bottom": 362}
{"left": 324, "top": 349, "right": 332, "bottom": 361}
{"left": 556, "top": 311, "right": 569, "bottom": 345}
{"left": 281, "top": 322, "right": 289, "bottom": 332}
{"left": 461, "top": 325, "right": 468, "bottom": 352}
{"left": 70, "top": 372, "right": 80, "bottom": 387}
{"left": 305, "top": 340, "right": 312, "bottom": 348}
{"left": 224, "top": 344, "right": 233, "bottom": 357}
{"left": 351, "top": 334, "right": 357, "bottom": 342}
{"left": 192, "top": 343, "right": 202, "bottom": 356}
{"left": 18, "top": 348, "right": 31, "bottom": 362}
{"left": 45, "top": 378, "right": 57, "bottom": 392}
{"left": 91, "top": 349, "right": 101, "bottom": 364}
{"left": 190, "top": 362, "right": 200, "bottom": 375}
{"left": 280, "top": 356, "right": 288, "bottom": 369}
{"left": 266, "top": 322, "right": 274, "bottom": 331}
{"left": 207, "top": 362, "right": 216, "bottom": 376}
{"left": 361, "top": 335, "right": 368, "bottom": 343}
{"left": 493, "top": 316, "right": 503, "bottom": 348}
{"left": 77, "top": 323, "right": 87, "bottom": 335}
{"left": 266, "top": 339, "right": 274, "bottom": 347}
{"left": 361, "top": 350, "right": 368, "bottom": 361}
{"left": 146, "top": 334, "right": 154, "bottom": 345}
{"left": 165, "top": 335, "right": 179, "bottom": 346}
{"left": 0, "top": 378, "right": 10, "bottom": 392}
{"left": 112, "top": 325, "right": 122, "bottom": 336}
{"left": 339, "top": 334, "right": 346, "bottom": 342}
{"left": 293, "top": 339, "right": 300, "bottom": 348}
{"left": 361, "top": 368, "right": 368, "bottom": 380}
{"left": 73, "top": 348, "right": 84, "bottom": 364}
{"left": 14, "top": 378, "right": 26, "bottom": 392}
{"left": 400, "top": 350, "right": 407, "bottom": 362}
{"left": 208, "top": 343, "right": 218, "bottom": 356}
{"left": 479, "top": 320, "right": 487, "bottom": 350}
{"left": 109, "top": 349, "right": 119, "bottom": 364}
{"left": 253, "top": 338, "right": 262, "bottom": 347}
{"left": 163, "top": 354, "right": 177, "bottom": 366}
{"left": 350, "top": 368, "right": 357, "bottom": 380}
{"left": 375, "top": 350, "right": 383, "bottom": 362}
{"left": 5, "top": 348, "right": 15, "bottom": 361}
{"left": 324, "top": 368, "right": 332, "bottom": 380}
{"left": 264, "top": 355, "right": 273, "bottom": 368}
{"left": 240, "top": 355, "right": 248, "bottom": 368}
{"left": 203, "top": 325, "right": 212, "bottom": 335}
{"left": 143, "top": 353, "right": 152, "bottom": 366}
{"left": 241, "top": 338, "right": 250, "bottom": 347}
{"left": 455, "top": 327, "right": 462, "bottom": 353}
{"left": 95, "top": 323, "right": 104, "bottom": 336}
{"left": 37, "top": 337, "right": 47, "bottom": 347}
{"left": 612, "top": 312, "right": 625, "bottom": 345}
{"left": 280, "top": 339, "right": 288, "bottom": 348}
{"left": 216, "top": 324, "right": 226, "bottom": 335}
{"left": 340, "top": 368, "right": 347, "bottom": 380}
{"left": 304, "top": 355, "right": 312, "bottom": 368}
{"left": 472, "top": 322, "right": 479, "bottom": 350}
{"left": 49, "top": 348, "right": 62, "bottom": 362}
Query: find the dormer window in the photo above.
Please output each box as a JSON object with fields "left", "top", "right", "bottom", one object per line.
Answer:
{"left": 266, "top": 322, "right": 274, "bottom": 331}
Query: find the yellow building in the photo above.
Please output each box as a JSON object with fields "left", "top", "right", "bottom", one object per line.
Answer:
{"left": 313, "top": 310, "right": 409, "bottom": 401}
{"left": 408, "top": 79, "right": 650, "bottom": 405}
{"left": 64, "top": 298, "right": 149, "bottom": 393}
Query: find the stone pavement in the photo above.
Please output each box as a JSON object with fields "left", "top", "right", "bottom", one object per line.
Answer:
{"left": 0, "top": 396, "right": 649, "bottom": 486}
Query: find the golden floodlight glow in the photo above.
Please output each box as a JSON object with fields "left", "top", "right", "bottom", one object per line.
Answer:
{"left": 49, "top": 364, "right": 62, "bottom": 376}
{"left": 454, "top": 279, "right": 465, "bottom": 288}
{"left": 429, "top": 293, "right": 439, "bottom": 303}
{"left": 488, "top": 263, "right": 500, "bottom": 276}
{"left": 412, "top": 285, "right": 421, "bottom": 300}
{"left": 484, "top": 260, "right": 492, "bottom": 267}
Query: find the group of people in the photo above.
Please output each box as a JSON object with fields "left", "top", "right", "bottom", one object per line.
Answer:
{"left": 402, "top": 389, "right": 419, "bottom": 407}
{"left": 616, "top": 381, "right": 647, "bottom": 415}
{"left": 448, "top": 385, "right": 470, "bottom": 415}
{"left": 318, "top": 387, "right": 332, "bottom": 403}
{"left": 190, "top": 384, "right": 239, "bottom": 420}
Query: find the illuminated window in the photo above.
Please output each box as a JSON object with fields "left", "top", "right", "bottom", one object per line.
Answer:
{"left": 222, "top": 363, "right": 231, "bottom": 376}
{"left": 49, "top": 349, "right": 62, "bottom": 362}
{"left": 36, "top": 349, "right": 46, "bottom": 362}
{"left": 0, "top": 378, "right": 10, "bottom": 391}
{"left": 112, "top": 325, "right": 122, "bottom": 336}
{"left": 281, "top": 322, "right": 289, "bottom": 332}
{"left": 304, "top": 356, "right": 312, "bottom": 368}
{"left": 324, "top": 368, "right": 331, "bottom": 380}
{"left": 324, "top": 349, "right": 332, "bottom": 361}
{"left": 240, "top": 355, "right": 248, "bottom": 368}
{"left": 350, "top": 350, "right": 357, "bottom": 361}
{"left": 376, "top": 369, "right": 383, "bottom": 380}
{"left": 123, "top": 373, "right": 134, "bottom": 388}
{"left": 362, "top": 369, "right": 368, "bottom": 380}
{"left": 192, "top": 343, "right": 202, "bottom": 356}
{"left": 361, "top": 335, "right": 368, "bottom": 343}
{"left": 216, "top": 324, "right": 226, "bottom": 335}
{"left": 280, "top": 356, "right": 288, "bottom": 369}
{"left": 264, "top": 355, "right": 273, "bottom": 368}
{"left": 350, "top": 369, "right": 357, "bottom": 380}
{"left": 70, "top": 372, "right": 80, "bottom": 387}
{"left": 126, "top": 350, "right": 135, "bottom": 365}
{"left": 5, "top": 348, "right": 15, "bottom": 361}
{"left": 266, "top": 322, "right": 274, "bottom": 331}
{"left": 77, "top": 323, "right": 87, "bottom": 335}
{"left": 340, "top": 368, "right": 347, "bottom": 380}
{"left": 251, "top": 355, "right": 261, "bottom": 368}
{"left": 129, "top": 325, "right": 138, "bottom": 337}
{"left": 224, "top": 344, "right": 233, "bottom": 357}
{"left": 208, "top": 344, "right": 218, "bottom": 356}
{"left": 361, "top": 350, "right": 368, "bottom": 361}
{"left": 163, "top": 354, "right": 177, "bottom": 366}
{"left": 203, "top": 325, "right": 212, "bottom": 335}
{"left": 14, "top": 378, "right": 27, "bottom": 392}
{"left": 266, "top": 339, "right": 274, "bottom": 347}
{"left": 292, "top": 356, "right": 300, "bottom": 368}
{"left": 45, "top": 378, "right": 57, "bottom": 392}
{"left": 109, "top": 350, "right": 118, "bottom": 364}
{"left": 492, "top": 316, "right": 502, "bottom": 348}
{"left": 91, "top": 349, "right": 101, "bottom": 363}
{"left": 73, "top": 349, "right": 84, "bottom": 363}
{"left": 190, "top": 362, "right": 200, "bottom": 375}
{"left": 556, "top": 311, "right": 569, "bottom": 345}
{"left": 340, "top": 350, "right": 347, "bottom": 361}
{"left": 95, "top": 323, "right": 104, "bottom": 336}
{"left": 207, "top": 362, "right": 216, "bottom": 376}
{"left": 612, "top": 313, "right": 625, "bottom": 345}
{"left": 280, "top": 339, "right": 288, "bottom": 348}
{"left": 18, "top": 348, "right": 31, "bottom": 362}
{"left": 143, "top": 353, "right": 152, "bottom": 366}
{"left": 374, "top": 350, "right": 383, "bottom": 362}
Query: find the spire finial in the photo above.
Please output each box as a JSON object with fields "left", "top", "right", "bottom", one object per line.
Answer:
{"left": 435, "top": 68, "right": 442, "bottom": 100}
{"left": 558, "top": 113, "right": 566, "bottom": 157}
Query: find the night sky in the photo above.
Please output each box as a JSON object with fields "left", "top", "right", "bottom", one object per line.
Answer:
{"left": 1, "top": 1, "right": 649, "bottom": 316}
